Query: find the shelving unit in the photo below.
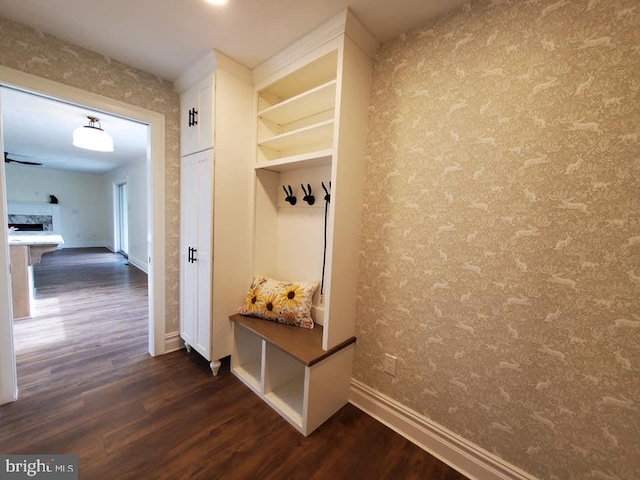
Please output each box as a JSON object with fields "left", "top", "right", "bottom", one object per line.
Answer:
{"left": 256, "top": 50, "right": 338, "bottom": 110}
{"left": 264, "top": 343, "right": 306, "bottom": 426}
{"left": 231, "top": 314, "right": 356, "bottom": 435}
{"left": 177, "top": 50, "right": 254, "bottom": 376}
{"left": 231, "top": 9, "right": 378, "bottom": 436}
{"left": 232, "top": 322, "right": 263, "bottom": 391}
{"left": 256, "top": 51, "right": 338, "bottom": 166}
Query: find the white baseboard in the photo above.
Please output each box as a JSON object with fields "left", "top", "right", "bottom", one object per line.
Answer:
{"left": 126, "top": 255, "right": 148, "bottom": 274}
{"left": 350, "top": 380, "right": 536, "bottom": 480}
{"left": 60, "top": 240, "right": 106, "bottom": 249}
{"left": 164, "top": 331, "right": 183, "bottom": 353}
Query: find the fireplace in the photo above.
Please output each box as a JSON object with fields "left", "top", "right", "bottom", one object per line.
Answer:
{"left": 7, "top": 203, "right": 60, "bottom": 233}
{"left": 8, "top": 222, "right": 46, "bottom": 232}
{"left": 8, "top": 214, "right": 53, "bottom": 232}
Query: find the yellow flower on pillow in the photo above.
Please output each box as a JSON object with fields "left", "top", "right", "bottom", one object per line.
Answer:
{"left": 261, "top": 293, "right": 280, "bottom": 320}
{"left": 244, "top": 286, "right": 263, "bottom": 314}
{"left": 279, "top": 283, "right": 303, "bottom": 309}
{"left": 238, "top": 277, "right": 318, "bottom": 329}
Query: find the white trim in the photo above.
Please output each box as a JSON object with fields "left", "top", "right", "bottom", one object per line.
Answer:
{"left": 164, "top": 331, "right": 183, "bottom": 353}
{"left": 175, "top": 51, "right": 216, "bottom": 93}
{"left": 251, "top": 9, "right": 379, "bottom": 86}
{"left": 252, "top": 10, "right": 348, "bottom": 85}
{"left": 214, "top": 50, "right": 253, "bottom": 84}
{"left": 350, "top": 380, "right": 537, "bottom": 480}
{"left": 0, "top": 95, "right": 18, "bottom": 405}
{"left": 127, "top": 255, "right": 148, "bottom": 274}
{"left": 0, "top": 66, "right": 167, "bottom": 404}
{"left": 58, "top": 244, "right": 148, "bottom": 273}
{"left": 59, "top": 241, "right": 109, "bottom": 249}
{"left": 344, "top": 9, "right": 380, "bottom": 59}
{"left": 175, "top": 49, "right": 251, "bottom": 93}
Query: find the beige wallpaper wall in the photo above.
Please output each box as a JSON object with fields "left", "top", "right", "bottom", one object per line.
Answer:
{"left": 354, "top": 1, "right": 639, "bottom": 479}
{"left": 0, "top": 17, "right": 181, "bottom": 333}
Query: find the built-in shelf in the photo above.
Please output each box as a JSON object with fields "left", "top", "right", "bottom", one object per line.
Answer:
{"left": 238, "top": 14, "right": 373, "bottom": 435}
{"left": 231, "top": 313, "right": 356, "bottom": 436}
{"left": 265, "top": 378, "right": 305, "bottom": 426}
{"left": 258, "top": 80, "right": 337, "bottom": 126}
{"left": 255, "top": 52, "right": 337, "bottom": 167}
{"left": 255, "top": 150, "right": 333, "bottom": 172}
{"left": 258, "top": 119, "right": 334, "bottom": 155}
{"left": 257, "top": 51, "right": 338, "bottom": 110}
{"left": 234, "top": 361, "right": 262, "bottom": 392}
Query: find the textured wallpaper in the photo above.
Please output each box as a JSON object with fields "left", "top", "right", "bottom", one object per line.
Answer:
{"left": 0, "top": 17, "right": 181, "bottom": 333}
{"left": 353, "top": 1, "right": 640, "bottom": 479}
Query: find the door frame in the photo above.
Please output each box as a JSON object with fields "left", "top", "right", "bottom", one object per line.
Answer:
{"left": 114, "top": 180, "right": 129, "bottom": 256}
{"left": 0, "top": 66, "right": 167, "bottom": 404}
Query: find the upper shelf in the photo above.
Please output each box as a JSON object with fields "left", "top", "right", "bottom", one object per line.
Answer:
{"left": 257, "top": 51, "right": 338, "bottom": 109}
{"left": 258, "top": 80, "right": 337, "bottom": 126}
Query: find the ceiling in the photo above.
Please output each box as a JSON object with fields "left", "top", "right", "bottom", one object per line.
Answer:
{"left": 0, "top": 0, "right": 467, "bottom": 173}
{"left": 2, "top": 87, "right": 148, "bottom": 174}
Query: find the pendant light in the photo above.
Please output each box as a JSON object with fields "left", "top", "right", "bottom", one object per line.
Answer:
{"left": 73, "top": 116, "right": 114, "bottom": 152}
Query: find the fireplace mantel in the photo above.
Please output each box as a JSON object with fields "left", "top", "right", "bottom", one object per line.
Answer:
{"left": 7, "top": 202, "right": 61, "bottom": 234}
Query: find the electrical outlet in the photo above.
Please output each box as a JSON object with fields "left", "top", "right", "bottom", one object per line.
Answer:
{"left": 383, "top": 353, "right": 397, "bottom": 376}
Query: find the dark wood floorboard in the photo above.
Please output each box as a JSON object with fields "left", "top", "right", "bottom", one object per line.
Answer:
{"left": 0, "top": 247, "right": 468, "bottom": 480}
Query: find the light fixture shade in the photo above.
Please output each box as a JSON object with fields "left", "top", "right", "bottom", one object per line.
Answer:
{"left": 73, "top": 116, "right": 114, "bottom": 152}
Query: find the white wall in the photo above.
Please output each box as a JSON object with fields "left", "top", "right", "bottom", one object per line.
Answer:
{"left": 103, "top": 159, "right": 148, "bottom": 272}
{"left": 5, "top": 164, "right": 108, "bottom": 247}
{"left": 5, "top": 162, "right": 148, "bottom": 272}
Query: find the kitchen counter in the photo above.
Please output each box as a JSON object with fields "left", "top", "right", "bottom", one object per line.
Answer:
{"left": 9, "top": 232, "right": 64, "bottom": 318}
{"left": 9, "top": 232, "right": 64, "bottom": 246}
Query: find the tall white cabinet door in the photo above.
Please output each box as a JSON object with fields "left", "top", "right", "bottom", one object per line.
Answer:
{"left": 194, "top": 152, "right": 213, "bottom": 356}
{"left": 179, "top": 150, "right": 213, "bottom": 360}
{"left": 180, "top": 154, "right": 199, "bottom": 349}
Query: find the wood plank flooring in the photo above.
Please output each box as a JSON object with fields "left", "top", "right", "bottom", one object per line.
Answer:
{"left": 0, "top": 247, "right": 468, "bottom": 480}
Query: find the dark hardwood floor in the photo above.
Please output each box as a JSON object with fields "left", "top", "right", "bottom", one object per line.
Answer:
{"left": 0, "top": 247, "right": 468, "bottom": 480}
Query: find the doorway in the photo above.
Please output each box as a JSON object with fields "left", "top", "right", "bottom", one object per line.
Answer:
{"left": 0, "top": 66, "right": 167, "bottom": 404}
{"left": 115, "top": 181, "right": 129, "bottom": 257}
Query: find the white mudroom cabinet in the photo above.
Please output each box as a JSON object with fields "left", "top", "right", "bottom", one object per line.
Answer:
{"left": 177, "top": 51, "right": 253, "bottom": 375}
{"left": 231, "top": 9, "right": 378, "bottom": 435}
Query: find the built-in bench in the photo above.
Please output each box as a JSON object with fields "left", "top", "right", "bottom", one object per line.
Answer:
{"left": 230, "top": 313, "right": 355, "bottom": 366}
{"left": 229, "top": 313, "right": 356, "bottom": 435}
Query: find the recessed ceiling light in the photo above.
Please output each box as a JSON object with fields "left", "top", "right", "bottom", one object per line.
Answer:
{"left": 205, "top": 0, "right": 228, "bottom": 5}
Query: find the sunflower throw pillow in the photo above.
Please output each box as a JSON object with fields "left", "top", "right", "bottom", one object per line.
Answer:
{"left": 238, "top": 277, "right": 318, "bottom": 329}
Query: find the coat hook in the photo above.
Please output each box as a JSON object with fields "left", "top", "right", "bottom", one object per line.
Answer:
{"left": 321, "top": 181, "right": 331, "bottom": 203}
{"left": 301, "top": 183, "right": 315, "bottom": 205}
{"left": 283, "top": 185, "right": 297, "bottom": 205}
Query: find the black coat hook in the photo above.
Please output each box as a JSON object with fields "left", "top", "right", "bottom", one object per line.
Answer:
{"left": 321, "top": 181, "right": 331, "bottom": 203}
{"left": 283, "top": 185, "right": 297, "bottom": 205}
{"left": 301, "top": 183, "right": 315, "bottom": 205}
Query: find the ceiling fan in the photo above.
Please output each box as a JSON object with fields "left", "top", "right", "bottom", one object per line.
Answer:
{"left": 4, "top": 151, "right": 43, "bottom": 166}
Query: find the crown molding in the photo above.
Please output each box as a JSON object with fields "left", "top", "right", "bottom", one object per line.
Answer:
{"left": 174, "top": 49, "right": 251, "bottom": 93}
{"left": 252, "top": 8, "right": 379, "bottom": 86}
